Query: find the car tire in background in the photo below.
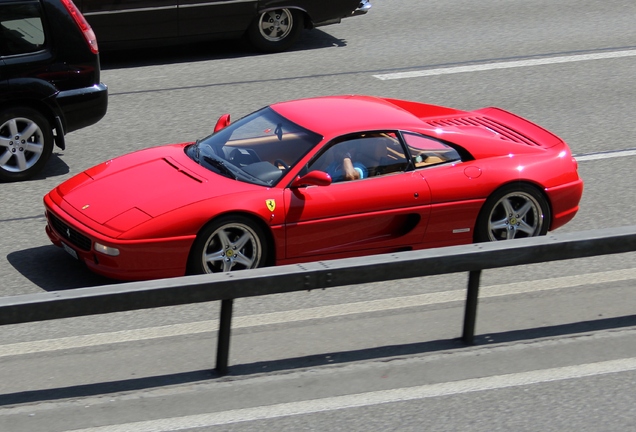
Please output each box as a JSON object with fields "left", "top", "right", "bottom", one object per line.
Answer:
{"left": 247, "top": 8, "right": 304, "bottom": 53}
{"left": 188, "top": 215, "right": 268, "bottom": 274}
{"left": 0, "top": 107, "right": 54, "bottom": 182}
{"left": 474, "top": 183, "right": 551, "bottom": 242}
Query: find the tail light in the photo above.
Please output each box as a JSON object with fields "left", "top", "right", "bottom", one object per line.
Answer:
{"left": 60, "top": 0, "right": 99, "bottom": 54}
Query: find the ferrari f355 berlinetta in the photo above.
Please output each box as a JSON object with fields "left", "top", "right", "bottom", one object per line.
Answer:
{"left": 44, "top": 95, "right": 583, "bottom": 280}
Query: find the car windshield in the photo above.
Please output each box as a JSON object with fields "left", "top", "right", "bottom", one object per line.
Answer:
{"left": 186, "top": 107, "right": 322, "bottom": 186}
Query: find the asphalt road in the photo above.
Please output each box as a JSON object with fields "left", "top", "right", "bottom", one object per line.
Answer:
{"left": 1, "top": 0, "right": 636, "bottom": 430}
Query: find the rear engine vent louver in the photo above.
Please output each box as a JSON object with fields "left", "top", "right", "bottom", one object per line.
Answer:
{"left": 427, "top": 117, "right": 540, "bottom": 146}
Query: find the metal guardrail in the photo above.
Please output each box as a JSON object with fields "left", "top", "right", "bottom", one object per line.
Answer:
{"left": 1, "top": 225, "right": 635, "bottom": 374}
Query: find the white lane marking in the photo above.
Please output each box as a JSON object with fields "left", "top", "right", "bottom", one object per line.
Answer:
{"left": 373, "top": 49, "right": 636, "bottom": 80}
{"left": 575, "top": 149, "right": 636, "bottom": 162}
{"left": 65, "top": 357, "right": 636, "bottom": 431}
{"left": 2, "top": 269, "right": 634, "bottom": 358}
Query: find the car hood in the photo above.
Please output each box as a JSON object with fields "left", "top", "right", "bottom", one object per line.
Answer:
{"left": 56, "top": 145, "right": 257, "bottom": 232}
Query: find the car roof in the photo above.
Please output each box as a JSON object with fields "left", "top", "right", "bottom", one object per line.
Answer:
{"left": 270, "top": 95, "right": 433, "bottom": 136}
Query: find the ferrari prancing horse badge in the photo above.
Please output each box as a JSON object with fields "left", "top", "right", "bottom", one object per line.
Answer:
{"left": 266, "top": 199, "right": 276, "bottom": 212}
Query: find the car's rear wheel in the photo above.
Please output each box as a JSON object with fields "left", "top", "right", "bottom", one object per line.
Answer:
{"left": 474, "top": 184, "right": 551, "bottom": 242}
{"left": 247, "top": 8, "right": 303, "bottom": 53}
{"left": 0, "top": 107, "right": 54, "bottom": 182}
{"left": 188, "top": 215, "right": 268, "bottom": 274}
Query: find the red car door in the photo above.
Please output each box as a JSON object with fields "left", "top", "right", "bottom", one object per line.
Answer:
{"left": 284, "top": 171, "right": 431, "bottom": 260}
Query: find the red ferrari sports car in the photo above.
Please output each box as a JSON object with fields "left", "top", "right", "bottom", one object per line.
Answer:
{"left": 44, "top": 95, "right": 583, "bottom": 280}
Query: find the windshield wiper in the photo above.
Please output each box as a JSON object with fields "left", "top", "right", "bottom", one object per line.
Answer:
{"left": 188, "top": 139, "right": 202, "bottom": 162}
{"left": 203, "top": 156, "right": 237, "bottom": 180}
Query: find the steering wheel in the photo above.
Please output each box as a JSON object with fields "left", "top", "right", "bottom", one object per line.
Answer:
{"left": 274, "top": 159, "right": 290, "bottom": 170}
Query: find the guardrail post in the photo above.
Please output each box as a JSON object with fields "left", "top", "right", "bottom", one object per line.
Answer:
{"left": 462, "top": 270, "right": 482, "bottom": 345}
{"left": 215, "top": 298, "right": 234, "bottom": 375}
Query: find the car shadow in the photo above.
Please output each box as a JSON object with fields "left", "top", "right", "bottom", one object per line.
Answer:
{"left": 99, "top": 29, "right": 347, "bottom": 69}
{"left": 30, "top": 152, "right": 70, "bottom": 181}
{"left": 6, "top": 245, "right": 117, "bottom": 291}
{"left": 2, "top": 314, "right": 635, "bottom": 407}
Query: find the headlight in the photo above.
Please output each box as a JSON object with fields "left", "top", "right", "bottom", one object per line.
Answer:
{"left": 94, "top": 242, "right": 120, "bottom": 256}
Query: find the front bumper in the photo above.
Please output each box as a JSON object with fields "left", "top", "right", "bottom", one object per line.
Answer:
{"left": 44, "top": 198, "right": 194, "bottom": 281}
{"left": 315, "top": 1, "right": 372, "bottom": 27}
{"left": 351, "top": 0, "right": 372, "bottom": 16}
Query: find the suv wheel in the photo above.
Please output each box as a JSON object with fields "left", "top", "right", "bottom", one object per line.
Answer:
{"left": 0, "top": 108, "right": 54, "bottom": 182}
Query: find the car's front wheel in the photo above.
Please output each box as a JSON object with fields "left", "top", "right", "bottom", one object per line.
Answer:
{"left": 0, "top": 107, "right": 54, "bottom": 182}
{"left": 247, "top": 8, "right": 303, "bottom": 53}
{"left": 474, "top": 184, "right": 551, "bottom": 242}
{"left": 188, "top": 215, "right": 268, "bottom": 274}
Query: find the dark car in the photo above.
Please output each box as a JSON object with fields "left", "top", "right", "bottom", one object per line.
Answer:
{"left": 76, "top": 0, "right": 372, "bottom": 53}
{"left": 0, "top": 0, "right": 108, "bottom": 182}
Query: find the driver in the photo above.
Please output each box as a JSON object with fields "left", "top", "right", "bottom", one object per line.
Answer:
{"left": 327, "top": 137, "right": 387, "bottom": 181}
{"left": 308, "top": 134, "right": 390, "bottom": 182}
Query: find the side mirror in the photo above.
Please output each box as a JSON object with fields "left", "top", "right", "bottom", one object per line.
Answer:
{"left": 214, "top": 114, "right": 231, "bottom": 133}
{"left": 291, "top": 170, "right": 332, "bottom": 188}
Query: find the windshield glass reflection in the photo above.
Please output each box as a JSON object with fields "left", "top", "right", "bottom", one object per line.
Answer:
{"left": 186, "top": 107, "right": 322, "bottom": 186}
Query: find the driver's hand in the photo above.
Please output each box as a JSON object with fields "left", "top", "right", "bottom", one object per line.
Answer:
{"left": 343, "top": 157, "right": 360, "bottom": 181}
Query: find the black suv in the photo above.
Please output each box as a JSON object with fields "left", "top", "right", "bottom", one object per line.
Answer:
{"left": 0, "top": 0, "right": 107, "bottom": 181}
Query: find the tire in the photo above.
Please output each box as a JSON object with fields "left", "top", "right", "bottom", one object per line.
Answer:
{"left": 474, "top": 184, "right": 551, "bottom": 242}
{"left": 247, "top": 8, "right": 303, "bottom": 53}
{"left": 188, "top": 215, "right": 268, "bottom": 274}
{"left": 0, "top": 107, "right": 54, "bottom": 182}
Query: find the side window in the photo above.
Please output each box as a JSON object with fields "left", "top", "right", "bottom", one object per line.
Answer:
{"left": 0, "top": 2, "right": 46, "bottom": 57}
{"left": 402, "top": 132, "right": 462, "bottom": 168}
{"left": 308, "top": 132, "right": 409, "bottom": 183}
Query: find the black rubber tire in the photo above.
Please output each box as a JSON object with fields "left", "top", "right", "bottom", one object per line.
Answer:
{"left": 474, "top": 183, "right": 551, "bottom": 242}
{"left": 188, "top": 215, "right": 268, "bottom": 274}
{"left": 0, "top": 107, "right": 54, "bottom": 182}
{"left": 246, "top": 8, "right": 303, "bottom": 53}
